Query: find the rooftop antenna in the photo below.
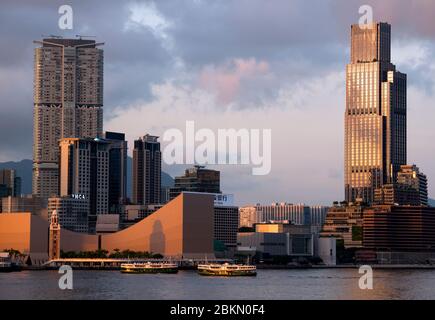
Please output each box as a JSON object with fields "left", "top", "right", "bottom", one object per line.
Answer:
{"left": 76, "top": 35, "right": 96, "bottom": 40}
{"left": 41, "top": 34, "right": 63, "bottom": 39}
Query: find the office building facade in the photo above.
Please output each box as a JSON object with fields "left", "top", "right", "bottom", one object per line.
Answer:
{"left": 169, "top": 166, "right": 220, "bottom": 200}
{"left": 33, "top": 38, "right": 104, "bottom": 200}
{"left": 59, "top": 137, "right": 109, "bottom": 233}
{"left": 239, "top": 204, "right": 328, "bottom": 228}
{"left": 345, "top": 23, "right": 407, "bottom": 204}
{"left": 374, "top": 183, "right": 420, "bottom": 206}
{"left": 214, "top": 203, "right": 239, "bottom": 249}
{"left": 132, "top": 135, "right": 161, "bottom": 205}
{"left": 237, "top": 223, "right": 314, "bottom": 257}
{"left": 239, "top": 206, "right": 262, "bottom": 228}
{"left": 397, "top": 165, "right": 428, "bottom": 206}
{"left": 0, "top": 169, "right": 21, "bottom": 197}
{"left": 363, "top": 205, "right": 435, "bottom": 252}
{"left": 374, "top": 165, "right": 428, "bottom": 206}
{"left": 104, "top": 132, "right": 128, "bottom": 211}
{"left": 48, "top": 197, "right": 89, "bottom": 233}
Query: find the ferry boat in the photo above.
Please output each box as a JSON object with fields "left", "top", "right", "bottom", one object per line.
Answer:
{"left": 0, "top": 253, "right": 21, "bottom": 272}
{"left": 120, "top": 262, "right": 178, "bottom": 274}
{"left": 197, "top": 263, "right": 257, "bottom": 277}
{"left": 0, "top": 260, "right": 13, "bottom": 272}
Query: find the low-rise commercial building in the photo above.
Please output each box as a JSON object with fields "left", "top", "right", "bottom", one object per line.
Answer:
{"left": 320, "top": 202, "right": 364, "bottom": 249}
{"left": 237, "top": 223, "right": 315, "bottom": 258}
{"left": 363, "top": 205, "right": 435, "bottom": 252}
{"left": 239, "top": 203, "right": 329, "bottom": 228}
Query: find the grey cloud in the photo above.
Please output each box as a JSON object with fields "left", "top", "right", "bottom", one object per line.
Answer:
{"left": 0, "top": 0, "right": 434, "bottom": 201}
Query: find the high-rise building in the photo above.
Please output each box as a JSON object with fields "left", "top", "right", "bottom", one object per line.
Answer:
{"left": 0, "top": 169, "right": 20, "bottom": 197}
{"left": 345, "top": 23, "right": 407, "bottom": 204}
{"left": 374, "top": 183, "right": 420, "bottom": 206}
{"left": 14, "top": 177, "right": 21, "bottom": 197}
{"left": 33, "top": 38, "right": 104, "bottom": 200}
{"left": 160, "top": 186, "right": 171, "bottom": 204}
{"left": 397, "top": 165, "right": 428, "bottom": 206}
{"left": 58, "top": 137, "right": 109, "bottom": 233}
{"left": 374, "top": 165, "right": 428, "bottom": 206}
{"left": 104, "top": 132, "right": 128, "bottom": 211}
{"left": 213, "top": 194, "right": 239, "bottom": 249}
{"left": 169, "top": 166, "right": 220, "bottom": 200}
{"left": 132, "top": 135, "right": 161, "bottom": 205}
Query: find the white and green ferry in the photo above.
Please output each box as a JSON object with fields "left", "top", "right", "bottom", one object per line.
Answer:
{"left": 197, "top": 263, "right": 257, "bottom": 277}
{"left": 120, "top": 262, "right": 178, "bottom": 274}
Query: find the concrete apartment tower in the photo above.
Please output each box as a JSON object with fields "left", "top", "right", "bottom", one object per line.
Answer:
{"left": 345, "top": 23, "right": 407, "bottom": 204}
{"left": 33, "top": 38, "right": 104, "bottom": 200}
{"left": 132, "top": 135, "right": 161, "bottom": 205}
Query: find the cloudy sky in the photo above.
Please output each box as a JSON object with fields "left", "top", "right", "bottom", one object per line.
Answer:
{"left": 0, "top": 0, "right": 434, "bottom": 205}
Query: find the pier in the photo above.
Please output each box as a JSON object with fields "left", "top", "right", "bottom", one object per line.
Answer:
{"left": 42, "top": 258, "right": 234, "bottom": 270}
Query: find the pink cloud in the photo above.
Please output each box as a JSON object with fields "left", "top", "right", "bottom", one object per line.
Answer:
{"left": 198, "top": 58, "right": 270, "bottom": 105}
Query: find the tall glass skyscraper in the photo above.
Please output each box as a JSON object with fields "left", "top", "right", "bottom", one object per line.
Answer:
{"left": 345, "top": 22, "right": 407, "bottom": 204}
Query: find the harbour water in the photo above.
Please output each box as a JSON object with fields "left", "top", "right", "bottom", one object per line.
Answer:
{"left": 2, "top": 269, "right": 435, "bottom": 300}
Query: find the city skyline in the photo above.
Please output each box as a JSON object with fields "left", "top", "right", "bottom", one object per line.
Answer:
{"left": 0, "top": 1, "right": 435, "bottom": 206}
{"left": 3, "top": 2, "right": 435, "bottom": 305}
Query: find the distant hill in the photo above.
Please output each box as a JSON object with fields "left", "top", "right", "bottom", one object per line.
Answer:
{"left": 429, "top": 198, "right": 435, "bottom": 207}
{"left": 0, "top": 158, "right": 174, "bottom": 198}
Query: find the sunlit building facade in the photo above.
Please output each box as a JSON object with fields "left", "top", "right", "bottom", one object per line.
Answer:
{"left": 397, "top": 165, "right": 428, "bottom": 206}
{"left": 239, "top": 204, "right": 328, "bottom": 228}
{"left": 58, "top": 137, "right": 110, "bottom": 233}
{"left": 345, "top": 22, "right": 407, "bottom": 204}
{"left": 169, "top": 166, "right": 221, "bottom": 200}
{"left": 33, "top": 38, "right": 104, "bottom": 200}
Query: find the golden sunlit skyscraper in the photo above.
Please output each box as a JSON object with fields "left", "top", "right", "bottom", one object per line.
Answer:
{"left": 345, "top": 22, "right": 407, "bottom": 204}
